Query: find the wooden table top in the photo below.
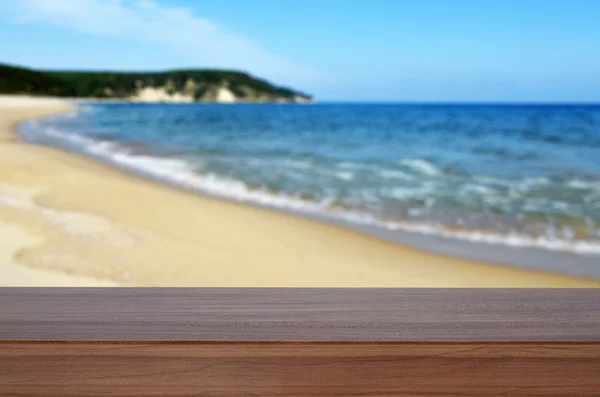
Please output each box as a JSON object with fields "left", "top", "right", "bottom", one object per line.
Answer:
{"left": 2, "top": 288, "right": 599, "bottom": 342}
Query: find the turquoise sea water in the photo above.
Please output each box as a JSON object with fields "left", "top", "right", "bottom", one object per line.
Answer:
{"left": 20, "top": 103, "right": 600, "bottom": 275}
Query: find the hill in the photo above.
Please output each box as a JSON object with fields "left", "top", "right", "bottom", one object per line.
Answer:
{"left": 0, "top": 64, "right": 313, "bottom": 103}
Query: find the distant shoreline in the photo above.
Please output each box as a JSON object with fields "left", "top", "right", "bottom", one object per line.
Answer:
{"left": 1, "top": 95, "right": 599, "bottom": 287}
{"left": 2, "top": 94, "right": 314, "bottom": 105}
{"left": 0, "top": 64, "right": 314, "bottom": 103}
{"left": 8, "top": 94, "right": 600, "bottom": 106}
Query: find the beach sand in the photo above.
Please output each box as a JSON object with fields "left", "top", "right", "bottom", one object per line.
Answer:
{"left": 0, "top": 95, "right": 598, "bottom": 287}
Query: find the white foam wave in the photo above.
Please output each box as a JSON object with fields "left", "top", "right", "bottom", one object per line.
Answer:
{"left": 378, "top": 169, "right": 413, "bottom": 180}
{"left": 517, "top": 177, "right": 551, "bottom": 190}
{"left": 335, "top": 171, "right": 354, "bottom": 181}
{"left": 459, "top": 184, "right": 498, "bottom": 196}
{"left": 397, "top": 158, "right": 440, "bottom": 176}
{"left": 26, "top": 124, "right": 600, "bottom": 256}
{"left": 382, "top": 220, "right": 600, "bottom": 254}
{"left": 32, "top": 126, "right": 340, "bottom": 214}
{"left": 568, "top": 179, "right": 600, "bottom": 190}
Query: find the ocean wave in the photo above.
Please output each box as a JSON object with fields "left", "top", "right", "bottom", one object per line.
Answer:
{"left": 385, "top": 184, "right": 436, "bottom": 200}
{"left": 397, "top": 158, "right": 441, "bottom": 176}
{"left": 21, "top": 121, "right": 600, "bottom": 256}
{"left": 334, "top": 171, "right": 354, "bottom": 181}
{"left": 568, "top": 179, "right": 600, "bottom": 190}
{"left": 380, "top": 220, "right": 600, "bottom": 254}
{"left": 378, "top": 169, "right": 414, "bottom": 180}
{"left": 459, "top": 184, "right": 498, "bottom": 196}
{"left": 24, "top": 125, "right": 340, "bottom": 214}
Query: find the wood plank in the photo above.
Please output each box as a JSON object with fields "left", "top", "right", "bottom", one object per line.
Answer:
{"left": 1, "top": 288, "right": 599, "bottom": 341}
{"left": 1, "top": 343, "right": 599, "bottom": 396}
{"left": 2, "top": 289, "right": 599, "bottom": 396}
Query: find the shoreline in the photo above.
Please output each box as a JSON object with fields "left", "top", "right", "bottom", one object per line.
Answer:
{"left": 1, "top": 95, "right": 599, "bottom": 287}
{"left": 23, "top": 100, "right": 600, "bottom": 276}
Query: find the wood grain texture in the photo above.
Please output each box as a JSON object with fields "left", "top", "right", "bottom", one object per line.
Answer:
{"left": 1, "top": 289, "right": 599, "bottom": 396}
{"left": 1, "top": 288, "right": 599, "bottom": 341}
{"left": 1, "top": 343, "right": 600, "bottom": 396}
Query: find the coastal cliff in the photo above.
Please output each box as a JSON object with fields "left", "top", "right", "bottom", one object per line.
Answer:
{"left": 0, "top": 64, "right": 313, "bottom": 103}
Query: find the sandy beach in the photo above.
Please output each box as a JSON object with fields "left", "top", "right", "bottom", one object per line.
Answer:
{"left": 0, "top": 95, "right": 598, "bottom": 287}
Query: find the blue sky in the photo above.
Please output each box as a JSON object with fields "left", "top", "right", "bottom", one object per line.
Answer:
{"left": 1, "top": 0, "right": 599, "bottom": 101}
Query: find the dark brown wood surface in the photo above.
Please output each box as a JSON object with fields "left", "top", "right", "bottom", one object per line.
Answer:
{"left": 1, "top": 288, "right": 599, "bottom": 341}
{"left": 2, "top": 288, "right": 599, "bottom": 396}
{"left": 1, "top": 343, "right": 599, "bottom": 396}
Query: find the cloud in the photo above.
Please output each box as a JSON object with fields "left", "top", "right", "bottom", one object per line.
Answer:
{"left": 7, "top": 0, "right": 319, "bottom": 82}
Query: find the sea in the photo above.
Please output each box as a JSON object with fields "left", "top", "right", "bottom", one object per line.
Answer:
{"left": 19, "top": 102, "right": 600, "bottom": 278}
